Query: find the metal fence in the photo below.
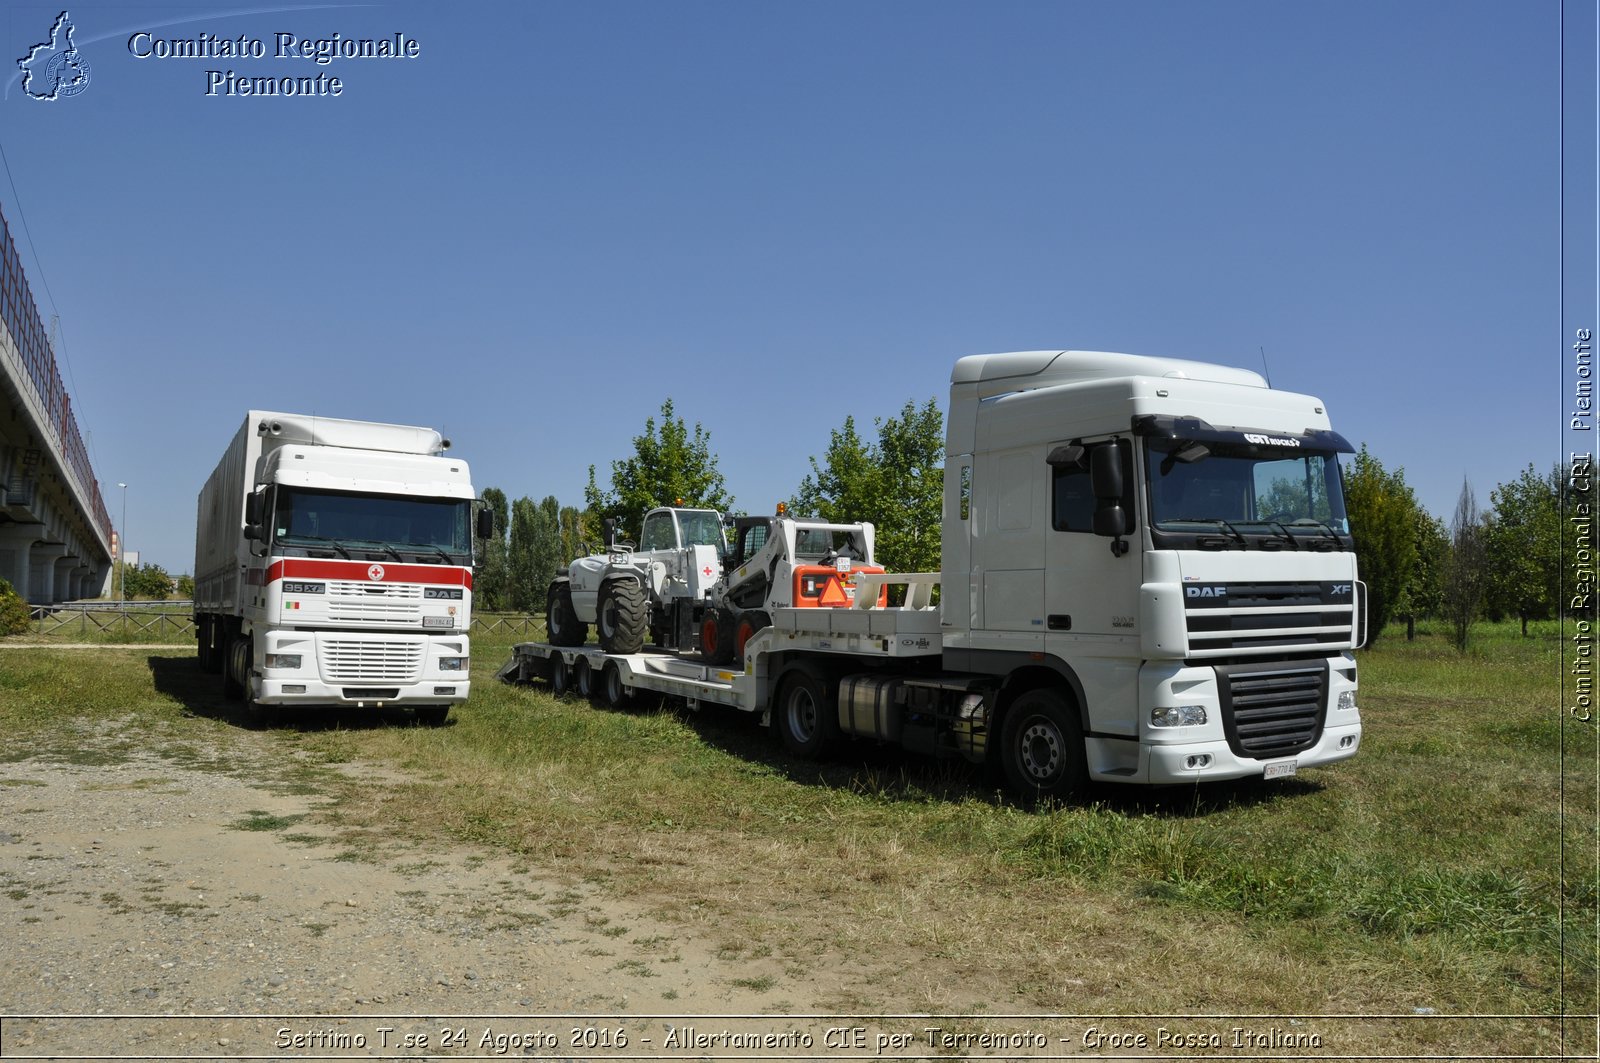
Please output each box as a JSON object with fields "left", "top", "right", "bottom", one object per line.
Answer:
{"left": 24, "top": 603, "right": 546, "bottom": 641}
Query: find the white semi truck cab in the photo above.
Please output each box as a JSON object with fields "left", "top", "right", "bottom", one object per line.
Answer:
{"left": 941, "top": 350, "right": 1364, "bottom": 793}
{"left": 195, "top": 412, "right": 490, "bottom": 725}
{"left": 501, "top": 350, "right": 1363, "bottom": 799}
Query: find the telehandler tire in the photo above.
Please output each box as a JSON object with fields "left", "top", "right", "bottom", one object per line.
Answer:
{"left": 596, "top": 579, "right": 647, "bottom": 654}
{"left": 546, "top": 580, "right": 588, "bottom": 647}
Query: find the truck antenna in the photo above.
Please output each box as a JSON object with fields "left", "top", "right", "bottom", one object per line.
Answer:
{"left": 1258, "top": 346, "right": 1273, "bottom": 388}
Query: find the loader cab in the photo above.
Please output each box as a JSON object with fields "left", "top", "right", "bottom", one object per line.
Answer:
{"left": 637, "top": 507, "right": 728, "bottom": 559}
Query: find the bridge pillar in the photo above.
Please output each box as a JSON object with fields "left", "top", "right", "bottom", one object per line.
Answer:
{"left": 0, "top": 523, "right": 43, "bottom": 600}
{"left": 52, "top": 554, "right": 80, "bottom": 603}
{"left": 29, "top": 543, "right": 69, "bottom": 604}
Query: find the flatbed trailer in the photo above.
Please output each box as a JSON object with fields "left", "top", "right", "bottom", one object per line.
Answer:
{"left": 497, "top": 572, "right": 944, "bottom": 720}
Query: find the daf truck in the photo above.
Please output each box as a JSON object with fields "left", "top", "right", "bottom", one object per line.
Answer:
{"left": 195, "top": 412, "right": 490, "bottom": 725}
{"left": 500, "top": 350, "right": 1364, "bottom": 798}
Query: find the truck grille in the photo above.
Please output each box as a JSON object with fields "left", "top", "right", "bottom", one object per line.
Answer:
{"left": 319, "top": 639, "right": 424, "bottom": 683}
{"left": 1215, "top": 661, "right": 1327, "bottom": 760}
{"left": 1184, "top": 581, "right": 1355, "bottom": 657}
{"left": 326, "top": 581, "right": 423, "bottom": 623}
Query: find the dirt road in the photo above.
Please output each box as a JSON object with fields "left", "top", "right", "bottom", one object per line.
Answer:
{"left": 0, "top": 718, "right": 883, "bottom": 1060}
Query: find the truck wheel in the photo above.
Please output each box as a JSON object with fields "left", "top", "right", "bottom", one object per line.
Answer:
{"left": 414, "top": 706, "right": 449, "bottom": 726}
{"left": 549, "top": 654, "right": 572, "bottom": 697}
{"left": 596, "top": 579, "right": 647, "bottom": 654}
{"left": 573, "top": 655, "right": 595, "bottom": 699}
{"left": 546, "top": 581, "right": 588, "bottom": 647}
{"left": 599, "top": 662, "right": 634, "bottom": 709}
{"left": 701, "top": 607, "right": 736, "bottom": 665}
{"left": 222, "top": 635, "right": 247, "bottom": 699}
{"left": 734, "top": 610, "right": 771, "bottom": 668}
{"left": 775, "top": 668, "right": 838, "bottom": 759}
{"left": 999, "top": 689, "right": 1088, "bottom": 801}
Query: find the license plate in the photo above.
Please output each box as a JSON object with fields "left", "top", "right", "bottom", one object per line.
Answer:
{"left": 423, "top": 616, "right": 454, "bottom": 629}
{"left": 1263, "top": 760, "right": 1297, "bottom": 780}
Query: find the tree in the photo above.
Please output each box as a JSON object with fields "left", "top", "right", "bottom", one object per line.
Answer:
{"left": 176, "top": 573, "right": 196, "bottom": 599}
{"left": 528, "top": 495, "right": 564, "bottom": 599}
{"left": 792, "top": 399, "right": 945, "bottom": 574}
{"left": 585, "top": 399, "right": 733, "bottom": 541}
{"left": 506, "top": 496, "right": 541, "bottom": 613}
{"left": 1395, "top": 510, "right": 1449, "bottom": 635}
{"left": 558, "top": 504, "right": 585, "bottom": 566}
{"left": 1443, "top": 478, "right": 1487, "bottom": 652}
{"left": 0, "top": 577, "right": 29, "bottom": 636}
{"left": 1341, "top": 446, "right": 1420, "bottom": 645}
{"left": 1483, "top": 464, "right": 1560, "bottom": 634}
{"left": 122, "top": 562, "right": 173, "bottom": 600}
{"left": 476, "top": 487, "right": 511, "bottom": 611}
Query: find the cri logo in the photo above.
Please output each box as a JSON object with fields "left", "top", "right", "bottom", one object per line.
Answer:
{"left": 368, "top": 564, "right": 385, "bottom": 581}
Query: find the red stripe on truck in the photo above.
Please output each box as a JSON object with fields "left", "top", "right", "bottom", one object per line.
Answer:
{"left": 265, "top": 558, "right": 473, "bottom": 589}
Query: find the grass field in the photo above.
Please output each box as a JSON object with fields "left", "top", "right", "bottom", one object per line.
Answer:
{"left": 0, "top": 618, "right": 1593, "bottom": 1056}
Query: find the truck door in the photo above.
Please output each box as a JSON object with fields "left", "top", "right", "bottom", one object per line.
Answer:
{"left": 1043, "top": 439, "right": 1142, "bottom": 644}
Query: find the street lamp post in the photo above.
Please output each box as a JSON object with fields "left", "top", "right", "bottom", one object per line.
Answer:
{"left": 117, "top": 482, "right": 127, "bottom": 601}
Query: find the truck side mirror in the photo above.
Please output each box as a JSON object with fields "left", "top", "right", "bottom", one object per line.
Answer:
{"left": 1091, "top": 441, "right": 1133, "bottom": 552}
{"left": 476, "top": 508, "right": 494, "bottom": 540}
{"left": 244, "top": 491, "right": 262, "bottom": 525}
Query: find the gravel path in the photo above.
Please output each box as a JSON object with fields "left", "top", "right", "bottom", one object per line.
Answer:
{"left": 0, "top": 718, "right": 851, "bottom": 1060}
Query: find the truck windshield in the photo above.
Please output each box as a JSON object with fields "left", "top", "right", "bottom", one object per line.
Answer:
{"left": 272, "top": 487, "right": 473, "bottom": 560}
{"left": 1145, "top": 442, "right": 1350, "bottom": 546}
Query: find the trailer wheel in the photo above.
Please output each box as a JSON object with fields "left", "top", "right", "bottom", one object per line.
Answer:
{"left": 596, "top": 579, "right": 647, "bottom": 654}
{"left": 573, "top": 655, "right": 595, "bottom": 699}
{"left": 701, "top": 607, "right": 736, "bottom": 665}
{"left": 549, "top": 654, "right": 572, "bottom": 697}
{"left": 599, "top": 662, "right": 634, "bottom": 709}
{"left": 999, "top": 689, "right": 1088, "bottom": 801}
{"left": 734, "top": 610, "right": 771, "bottom": 668}
{"left": 775, "top": 668, "right": 838, "bottom": 758}
{"left": 546, "top": 581, "right": 588, "bottom": 647}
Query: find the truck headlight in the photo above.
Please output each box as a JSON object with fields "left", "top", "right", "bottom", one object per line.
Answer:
{"left": 439, "top": 657, "right": 467, "bottom": 671}
{"left": 264, "top": 653, "right": 302, "bottom": 670}
{"left": 1151, "top": 705, "right": 1207, "bottom": 728}
{"left": 1337, "top": 691, "right": 1357, "bottom": 712}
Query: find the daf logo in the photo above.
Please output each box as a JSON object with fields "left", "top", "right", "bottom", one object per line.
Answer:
{"left": 1185, "top": 585, "right": 1227, "bottom": 599}
{"left": 368, "top": 564, "right": 385, "bottom": 581}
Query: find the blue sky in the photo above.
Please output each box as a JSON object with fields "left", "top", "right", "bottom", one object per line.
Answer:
{"left": 0, "top": 1, "right": 1580, "bottom": 574}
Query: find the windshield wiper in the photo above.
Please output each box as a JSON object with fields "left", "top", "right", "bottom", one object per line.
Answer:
{"left": 1174, "top": 518, "right": 1248, "bottom": 547}
{"left": 1239, "top": 520, "right": 1300, "bottom": 550}
{"left": 289, "top": 534, "right": 352, "bottom": 559}
{"left": 1288, "top": 519, "right": 1346, "bottom": 549}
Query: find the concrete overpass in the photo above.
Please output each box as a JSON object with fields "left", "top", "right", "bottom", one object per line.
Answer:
{"left": 0, "top": 203, "right": 112, "bottom": 603}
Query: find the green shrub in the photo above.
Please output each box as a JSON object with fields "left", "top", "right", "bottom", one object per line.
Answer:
{"left": 0, "top": 577, "right": 31, "bottom": 636}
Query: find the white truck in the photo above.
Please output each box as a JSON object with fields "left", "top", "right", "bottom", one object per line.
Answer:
{"left": 195, "top": 412, "right": 491, "bottom": 725}
{"left": 499, "top": 350, "right": 1365, "bottom": 798}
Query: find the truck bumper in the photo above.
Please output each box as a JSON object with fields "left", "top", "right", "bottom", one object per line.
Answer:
{"left": 1139, "top": 721, "right": 1361, "bottom": 783}
{"left": 249, "top": 629, "right": 471, "bottom": 707}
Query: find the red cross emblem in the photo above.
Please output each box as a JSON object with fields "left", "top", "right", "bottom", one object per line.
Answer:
{"left": 368, "top": 564, "right": 385, "bottom": 581}
{"left": 702, "top": 565, "right": 715, "bottom": 578}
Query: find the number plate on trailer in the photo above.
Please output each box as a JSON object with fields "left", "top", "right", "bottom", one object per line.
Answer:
{"left": 1263, "top": 760, "right": 1297, "bottom": 780}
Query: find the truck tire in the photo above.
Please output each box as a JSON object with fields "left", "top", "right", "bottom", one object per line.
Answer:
{"left": 546, "top": 581, "right": 587, "bottom": 647}
{"left": 549, "top": 654, "right": 572, "bottom": 697}
{"left": 596, "top": 579, "right": 647, "bottom": 654}
{"left": 222, "top": 634, "right": 247, "bottom": 700}
{"left": 413, "top": 706, "right": 449, "bottom": 727}
{"left": 999, "top": 689, "right": 1088, "bottom": 801}
{"left": 573, "top": 655, "right": 595, "bottom": 699}
{"left": 701, "top": 607, "right": 736, "bottom": 665}
{"left": 734, "top": 610, "right": 771, "bottom": 668}
{"left": 775, "top": 667, "right": 838, "bottom": 759}
{"left": 599, "top": 662, "right": 634, "bottom": 709}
